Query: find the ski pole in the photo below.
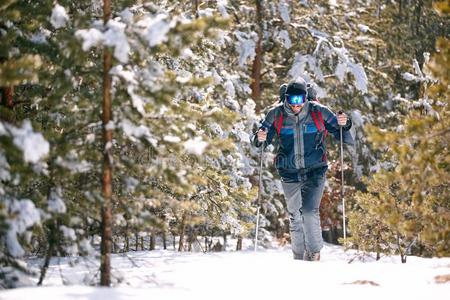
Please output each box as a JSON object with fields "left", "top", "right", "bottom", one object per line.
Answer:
{"left": 254, "top": 133, "right": 265, "bottom": 252}
{"left": 338, "top": 111, "right": 346, "bottom": 241}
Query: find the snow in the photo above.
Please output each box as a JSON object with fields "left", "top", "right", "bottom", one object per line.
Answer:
{"left": 111, "top": 61, "right": 136, "bottom": 83}
{"left": 139, "top": 14, "right": 173, "bottom": 47}
{"left": 119, "top": 8, "right": 134, "bottom": 24}
{"left": 329, "top": 0, "right": 338, "bottom": 8}
{"left": 103, "top": 20, "right": 130, "bottom": 63}
{"left": 5, "top": 199, "right": 41, "bottom": 257}
{"left": 217, "top": 0, "right": 229, "bottom": 18}
{"left": 124, "top": 176, "right": 139, "bottom": 192}
{"left": 47, "top": 187, "right": 66, "bottom": 214}
{"left": 30, "top": 28, "right": 51, "bottom": 44}
{"left": 0, "top": 150, "right": 11, "bottom": 182}
{"left": 335, "top": 61, "right": 368, "bottom": 94}
{"left": 60, "top": 225, "right": 76, "bottom": 241}
{"left": 55, "top": 151, "right": 92, "bottom": 174}
{"left": 75, "top": 28, "right": 104, "bottom": 51}
{"left": 357, "top": 24, "right": 370, "bottom": 33}
{"left": 183, "top": 137, "right": 208, "bottom": 156}
{"left": 351, "top": 110, "right": 365, "bottom": 128}
{"left": 120, "top": 119, "right": 157, "bottom": 147}
{"left": 8, "top": 120, "right": 50, "bottom": 164}
{"left": 348, "top": 62, "right": 368, "bottom": 93}
{"left": 75, "top": 19, "right": 130, "bottom": 63}
{"left": 3, "top": 244, "right": 449, "bottom": 299}
{"left": 50, "top": 4, "right": 69, "bottom": 29}
{"left": 105, "top": 120, "right": 115, "bottom": 131}
{"left": 163, "top": 135, "right": 181, "bottom": 143}
{"left": 278, "top": 0, "right": 291, "bottom": 23}
{"left": 223, "top": 78, "right": 236, "bottom": 98}
{"left": 402, "top": 72, "right": 420, "bottom": 82}
{"left": 277, "top": 29, "right": 292, "bottom": 49}
{"left": 234, "top": 31, "right": 257, "bottom": 67}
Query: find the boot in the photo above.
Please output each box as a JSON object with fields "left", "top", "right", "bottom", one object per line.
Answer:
{"left": 304, "top": 251, "right": 320, "bottom": 261}
{"left": 293, "top": 251, "right": 305, "bottom": 260}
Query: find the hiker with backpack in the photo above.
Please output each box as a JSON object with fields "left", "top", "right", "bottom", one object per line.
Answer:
{"left": 252, "top": 78, "right": 354, "bottom": 261}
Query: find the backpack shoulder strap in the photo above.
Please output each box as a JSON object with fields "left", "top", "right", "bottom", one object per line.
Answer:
{"left": 310, "top": 103, "right": 327, "bottom": 135}
{"left": 273, "top": 107, "right": 284, "bottom": 137}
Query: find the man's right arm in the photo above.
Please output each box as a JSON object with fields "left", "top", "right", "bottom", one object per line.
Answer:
{"left": 252, "top": 108, "right": 277, "bottom": 148}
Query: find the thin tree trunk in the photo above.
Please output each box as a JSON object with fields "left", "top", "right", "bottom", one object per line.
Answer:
{"left": 37, "top": 219, "right": 58, "bottom": 285}
{"left": 397, "top": 231, "right": 407, "bottom": 263}
{"left": 178, "top": 213, "right": 187, "bottom": 252}
{"left": 162, "top": 231, "right": 167, "bottom": 250}
{"left": 222, "top": 234, "right": 227, "bottom": 251}
{"left": 172, "top": 233, "right": 176, "bottom": 250}
{"left": 251, "top": 0, "right": 264, "bottom": 112}
{"left": 0, "top": 86, "right": 14, "bottom": 108}
{"left": 236, "top": 235, "right": 243, "bottom": 251}
{"left": 150, "top": 231, "right": 156, "bottom": 250}
{"left": 135, "top": 232, "right": 139, "bottom": 251}
{"left": 208, "top": 236, "right": 213, "bottom": 251}
{"left": 100, "top": 0, "right": 113, "bottom": 287}
{"left": 193, "top": 0, "right": 199, "bottom": 19}
{"left": 187, "top": 229, "right": 196, "bottom": 252}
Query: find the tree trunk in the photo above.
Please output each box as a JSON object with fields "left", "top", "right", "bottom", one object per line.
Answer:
{"left": 251, "top": 0, "right": 264, "bottom": 112}
{"left": 162, "top": 231, "right": 167, "bottom": 250}
{"left": 172, "top": 233, "right": 176, "bottom": 250}
{"left": 193, "top": 0, "right": 199, "bottom": 19}
{"left": 100, "top": 0, "right": 113, "bottom": 287}
{"left": 178, "top": 213, "right": 187, "bottom": 252}
{"left": 150, "top": 231, "right": 156, "bottom": 250}
{"left": 187, "top": 229, "right": 196, "bottom": 252}
{"left": 208, "top": 236, "right": 213, "bottom": 251}
{"left": 135, "top": 232, "right": 139, "bottom": 251}
{"left": 37, "top": 219, "right": 58, "bottom": 285}
{"left": 0, "top": 86, "right": 14, "bottom": 108}
{"left": 414, "top": 0, "right": 423, "bottom": 36}
{"left": 222, "top": 234, "right": 227, "bottom": 251}
{"left": 236, "top": 235, "right": 243, "bottom": 251}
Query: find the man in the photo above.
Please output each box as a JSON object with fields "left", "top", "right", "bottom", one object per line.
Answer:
{"left": 252, "top": 78, "right": 354, "bottom": 261}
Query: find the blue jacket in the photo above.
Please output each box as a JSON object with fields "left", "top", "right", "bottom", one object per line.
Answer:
{"left": 253, "top": 101, "right": 354, "bottom": 182}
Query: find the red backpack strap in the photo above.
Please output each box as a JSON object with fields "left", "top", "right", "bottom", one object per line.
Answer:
{"left": 273, "top": 111, "right": 283, "bottom": 137}
{"left": 311, "top": 109, "right": 328, "bottom": 162}
{"left": 317, "top": 111, "right": 328, "bottom": 136}
{"left": 310, "top": 111, "right": 322, "bottom": 132}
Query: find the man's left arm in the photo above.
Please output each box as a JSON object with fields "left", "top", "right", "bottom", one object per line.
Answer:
{"left": 318, "top": 105, "right": 355, "bottom": 145}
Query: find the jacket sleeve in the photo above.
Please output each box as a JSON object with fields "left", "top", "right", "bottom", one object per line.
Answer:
{"left": 316, "top": 104, "right": 355, "bottom": 146}
{"left": 251, "top": 108, "right": 278, "bottom": 148}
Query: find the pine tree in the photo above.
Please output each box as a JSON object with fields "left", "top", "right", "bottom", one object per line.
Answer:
{"left": 347, "top": 1, "right": 449, "bottom": 260}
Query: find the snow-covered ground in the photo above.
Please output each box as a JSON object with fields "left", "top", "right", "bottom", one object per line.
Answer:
{"left": 2, "top": 243, "right": 449, "bottom": 300}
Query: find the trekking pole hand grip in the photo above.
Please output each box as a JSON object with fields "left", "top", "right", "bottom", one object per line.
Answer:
{"left": 337, "top": 111, "right": 345, "bottom": 127}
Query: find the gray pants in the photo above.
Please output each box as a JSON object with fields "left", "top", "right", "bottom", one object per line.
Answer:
{"left": 281, "top": 172, "right": 325, "bottom": 259}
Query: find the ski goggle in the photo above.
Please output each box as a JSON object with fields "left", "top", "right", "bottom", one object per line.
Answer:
{"left": 286, "top": 94, "right": 307, "bottom": 105}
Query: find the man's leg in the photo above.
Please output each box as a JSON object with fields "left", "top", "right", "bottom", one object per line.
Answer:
{"left": 301, "top": 173, "right": 326, "bottom": 259}
{"left": 281, "top": 181, "right": 305, "bottom": 260}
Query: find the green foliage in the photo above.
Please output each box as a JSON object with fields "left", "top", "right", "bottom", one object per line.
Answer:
{"left": 347, "top": 9, "right": 450, "bottom": 257}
